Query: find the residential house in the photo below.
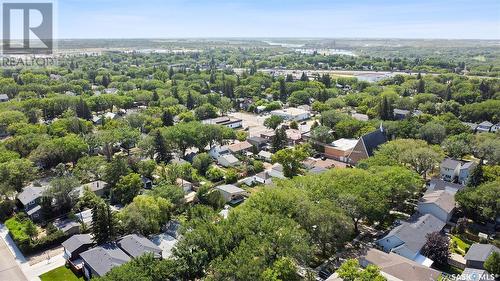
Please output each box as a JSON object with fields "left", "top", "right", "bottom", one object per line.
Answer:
{"left": 348, "top": 126, "right": 388, "bottom": 165}
{"left": 228, "top": 141, "right": 253, "bottom": 154}
{"left": 75, "top": 209, "right": 93, "bottom": 228}
{"left": 285, "top": 129, "right": 303, "bottom": 145}
{"left": 247, "top": 136, "right": 268, "bottom": 150}
{"left": 260, "top": 130, "right": 276, "bottom": 141}
{"left": 324, "top": 138, "right": 358, "bottom": 163}
{"left": 54, "top": 219, "right": 81, "bottom": 235}
{"left": 77, "top": 180, "right": 108, "bottom": 198}
{"left": 141, "top": 176, "right": 153, "bottom": 189}
{"left": 464, "top": 244, "right": 500, "bottom": 270}
{"left": 308, "top": 166, "right": 328, "bottom": 174}
{"left": 209, "top": 145, "right": 229, "bottom": 159}
{"left": 440, "top": 158, "right": 462, "bottom": 182}
{"left": 176, "top": 178, "right": 193, "bottom": 193}
{"left": 377, "top": 214, "right": 446, "bottom": 266}
{"left": 427, "top": 178, "right": 464, "bottom": 194}
{"left": 491, "top": 123, "right": 499, "bottom": 133}
{"left": 150, "top": 232, "right": 178, "bottom": 259}
{"left": 16, "top": 184, "right": 50, "bottom": 221}
{"left": 458, "top": 162, "right": 477, "bottom": 185}
{"left": 257, "top": 150, "right": 273, "bottom": 162}
{"left": 163, "top": 220, "right": 181, "bottom": 239}
{"left": 393, "top": 109, "right": 411, "bottom": 120}
{"left": 80, "top": 244, "right": 131, "bottom": 279}
{"left": 117, "top": 234, "right": 162, "bottom": 259}
{"left": 214, "top": 184, "right": 246, "bottom": 204}
{"left": 0, "top": 94, "right": 10, "bottom": 102}
{"left": 202, "top": 116, "right": 242, "bottom": 129}
{"left": 270, "top": 107, "right": 310, "bottom": 121}
{"left": 104, "top": 88, "right": 118, "bottom": 94}
{"left": 418, "top": 190, "right": 455, "bottom": 223}
{"left": 476, "top": 121, "right": 493, "bottom": 133}
{"left": 351, "top": 112, "right": 369, "bottom": 122}
{"left": 462, "top": 122, "right": 479, "bottom": 132}
{"left": 440, "top": 158, "right": 476, "bottom": 184}
{"left": 252, "top": 171, "right": 273, "bottom": 185}
{"left": 360, "top": 248, "right": 441, "bottom": 281}
{"left": 268, "top": 163, "right": 286, "bottom": 179}
{"left": 62, "top": 234, "right": 94, "bottom": 261}
{"left": 458, "top": 268, "right": 492, "bottom": 281}
{"left": 217, "top": 154, "right": 240, "bottom": 167}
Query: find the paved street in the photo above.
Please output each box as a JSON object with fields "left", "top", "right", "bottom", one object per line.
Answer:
{"left": 0, "top": 238, "right": 28, "bottom": 281}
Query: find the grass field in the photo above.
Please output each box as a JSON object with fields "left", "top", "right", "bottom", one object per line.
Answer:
{"left": 39, "top": 266, "right": 83, "bottom": 281}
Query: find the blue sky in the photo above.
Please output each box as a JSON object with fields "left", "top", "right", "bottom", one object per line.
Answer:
{"left": 56, "top": 0, "right": 500, "bottom": 39}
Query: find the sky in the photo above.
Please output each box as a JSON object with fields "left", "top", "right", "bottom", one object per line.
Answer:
{"left": 55, "top": 0, "right": 500, "bottom": 39}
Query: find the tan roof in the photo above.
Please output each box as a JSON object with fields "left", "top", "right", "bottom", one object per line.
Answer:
{"left": 420, "top": 190, "right": 455, "bottom": 213}
{"left": 361, "top": 248, "right": 441, "bottom": 281}
{"left": 228, "top": 141, "right": 253, "bottom": 153}
{"left": 286, "top": 129, "right": 302, "bottom": 141}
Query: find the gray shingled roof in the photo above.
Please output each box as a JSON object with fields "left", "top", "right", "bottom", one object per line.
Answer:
{"left": 215, "top": 184, "right": 245, "bottom": 195}
{"left": 441, "top": 158, "right": 461, "bottom": 170}
{"left": 361, "top": 248, "right": 442, "bottom": 281}
{"left": 17, "top": 185, "right": 48, "bottom": 206}
{"left": 80, "top": 243, "right": 131, "bottom": 277}
{"left": 62, "top": 234, "right": 93, "bottom": 254}
{"left": 429, "top": 178, "right": 464, "bottom": 192}
{"left": 478, "top": 121, "right": 493, "bottom": 127}
{"left": 419, "top": 190, "right": 456, "bottom": 214}
{"left": 384, "top": 214, "right": 446, "bottom": 253}
{"left": 464, "top": 244, "right": 500, "bottom": 262}
{"left": 117, "top": 234, "right": 162, "bottom": 258}
{"left": 360, "top": 129, "right": 388, "bottom": 156}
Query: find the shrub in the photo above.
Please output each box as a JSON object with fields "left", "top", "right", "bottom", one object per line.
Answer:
{"left": 206, "top": 166, "right": 224, "bottom": 182}
{"left": 225, "top": 169, "right": 238, "bottom": 184}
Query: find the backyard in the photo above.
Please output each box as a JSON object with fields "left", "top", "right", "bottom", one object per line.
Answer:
{"left": 39, "top": 266, "right": 83, "bottom": 281}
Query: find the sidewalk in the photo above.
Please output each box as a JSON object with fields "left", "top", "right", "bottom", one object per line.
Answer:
{"left": 0, "top": 223, "right": 65, "bottom": 281}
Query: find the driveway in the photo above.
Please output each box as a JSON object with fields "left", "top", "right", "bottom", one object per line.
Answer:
{"left": 0, "top": 238, "right": 28, "bottom": 281}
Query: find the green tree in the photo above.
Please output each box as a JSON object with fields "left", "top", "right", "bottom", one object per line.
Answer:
{"left": 192, "top": 153, "right": 212, "bottom": 176}
{"left": 91, "top": 200, "right": 117, "bottom": 244}
{"left": 113, "top": 173, "right": 143, "bottom": 205}
{"left": 271, "top": 127, "right": 287, "bottom": 153}
{"left": 119, "top": 195, "right": 172, "bottom": 235}
{"left": 484, "top": 252, "right": 500, "bottom": 276}
{"left": 103, "top": 157, "right": 131, "bottom": 186}
{"left": 272, "top": 144, "right": 310, "bottom": 178}
{"left": 264, "top": 115, "right": 284, "bottom": 130}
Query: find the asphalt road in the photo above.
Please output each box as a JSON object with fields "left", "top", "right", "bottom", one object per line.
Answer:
{"left": 0, "top": 238, "right": 28, "bottom": 281}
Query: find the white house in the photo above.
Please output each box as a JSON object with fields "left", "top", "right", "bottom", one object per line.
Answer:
{"left": 440, "top": 158, "right": 476, "bottom": 184}
{"left": 440, "top": 158, "right": 461, "bottom": 182}
{"left": 271, "top": 107, "right": 310, "bottom": 121}
{"left": 202, "top": 116, "right": 243, "bottom": 129}
{"left": 491, "top": 123, "right": 500, "bottom": 133}
{"left": 257, "top": 150, "right": 273, "bottom": 162}
{"left": 458, "top": 162, "right": 476, "bottom": 185}
{"left": 214, "top": 184, "right": 246, "bottom": 203}
{"left": 209, "top": 145, "right": 229, "bottom": 159}
{"left": 476, "top": 121, "right": 493, "bottom": 133}
{"left": 267, "top": 163, "right": 286, "bottom": 179}
{"left": 418, "top": 190, "right": 455, "bottom": 223}
{"left": 217, "top": 154, "right": 240, "bottom": 167}
{"left": 0, "top": 94, "right": 10, "bottom": 102}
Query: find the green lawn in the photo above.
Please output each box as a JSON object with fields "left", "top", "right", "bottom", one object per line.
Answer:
{"left": 39, "top": 266, "right": 83, "bottom": 281}
{"left": 450, "top": 235, "right": 472, "bottom": 256}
